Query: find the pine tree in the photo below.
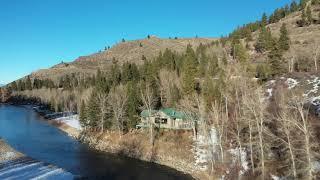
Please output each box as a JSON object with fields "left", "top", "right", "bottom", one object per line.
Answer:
{"left": 233, "top": 42, "right": 249, "bottom": 63}
{"left": 110, "top": 63, "right": 121, "bottom": 86}
{"left": 182, "top": 45, "right": 198, "bottom": 95}
{"left": 255, "top": 27, "right": 274, "bottom": 53}
{"left": 25, "top": 76, "right": 32, "bottom": 90}
{"left": 268, "top": 42, "right": 284, "bottom": 76}
{"left": 86, "top": 92, "right": 100, "bottom": 128}
{"left": 10, "top": 81, "right": 18, "bottom": 91}
{"left": 312, "top": 0, "right": 320, "bottom": 5}
{"left": 126, "top": 81, "right": 141, "bottom": 128}
{"left": 278, "top": 23, "right": 290, "bottom": 51}
{"left": 199, "top": 50, "right": 208, "bottom": 77}
{"left": 208, "top": 54, "right": 219, "bottom": 77}
{"left": 261, "top": 13, "right": 268, "bottom": 27}
{"left": 79, "top": 100, "right": 87, "bottom": 128}
{"left": 290, "top": 1, "right": 299, "bottom": 12}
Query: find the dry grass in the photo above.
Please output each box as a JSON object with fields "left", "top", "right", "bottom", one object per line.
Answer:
{"left": 81, "top": 129, "right": 198, "bottom": 178}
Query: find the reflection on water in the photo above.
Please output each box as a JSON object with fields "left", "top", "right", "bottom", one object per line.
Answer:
{"left": 0, "top": 105, "right": 193, "bottom": 179}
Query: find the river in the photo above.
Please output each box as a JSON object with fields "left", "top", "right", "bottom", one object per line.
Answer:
{"left": 0, "top": 105, "right": 194, "bottom": 179}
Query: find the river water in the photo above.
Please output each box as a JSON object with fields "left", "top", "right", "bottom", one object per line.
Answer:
{"left": 0, "top": 105, "right": 193, "bottom": 179}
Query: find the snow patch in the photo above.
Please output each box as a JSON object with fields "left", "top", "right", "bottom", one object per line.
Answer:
{"left": 54, "top": 115, "right": 82, "bottom": 130}
{"left": 271, "top": 174, "right": 282, "bottom": 180}
{"left": 1, "top": 152, "right": 15, "bottom": 159}
{"left": 192, "top": 128, "right": 219, "bottom": 171}
{"left": 312, "top": 161, "right": 320, "bottom": 173}
{"left": 304, "top": 76, "right": 320, "bottom": 97}
{"left": 266, "top": 88, "right": 273, "bottom": 99}
{"left": 286, "top": 78, "right": 299, "bottom": 89}
{"left": 228, "top": 148, "right": 249, "bottom": 175}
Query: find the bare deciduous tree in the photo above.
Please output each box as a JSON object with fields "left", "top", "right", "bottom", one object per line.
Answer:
{"left": 97, "top": 91, "right": 108, "bottom": 133}
{"left": 108, "top": 84, "right": 128, "bottom": 136}
{"left": 313, "top": 45, "right": 319, "bottom": 72}
{"left": 140, "top": 82, "right": 157, "bottom": 145}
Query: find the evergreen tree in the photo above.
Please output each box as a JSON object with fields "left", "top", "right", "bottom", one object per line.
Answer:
{"left": 202, "top": 73, "right": 215, "bottom": 108}
{"left": 162, "top": 48, "right": 176, "bottom": 70}
{"left": 208, "top": 54, "right": 219, "bottom": 77}
{"left": 110, "top": 63, "right": 122, "bottom": 86}
{"left": 290, "top": 1, "right": 299, "bottom": 12}
{"left": 10, "top": 81, "right": 18, "bottom": 91}
{"left": 79, "top": 100, "right": 87, "bottom": 128}
{"left": 261, "top": 13, "right": 268, "bottom": 27}
{"left": 122, "top": 63, "right": 140, "bottom": 83}
{"left": 255, "top": 27, "right": 274, "bottom": 52}
{"left": 182, "top": 45, "right": 198, "bottom": 95}
{"left": 17, "top": 80, "right": 25, "bottom": 91}
{"left": 198, "top": 50, "right": 208, "bottom": 77}
{"left": 312, "top": 0, "right": 320, "bottom": 5}
{"left": 278, "top": 23, "right": 290, "bottom": 51}
{"left": 86, "top": 92, "right": 100, "bottom": 128}
{"left": 25, "top": 76, "right": 32, "bottom": 90}
{"left": 268, "top": 42, "right": 284, "bottom": 76}
{"left": 95, "top": 69, "right": 109, "bottom": 93}
{"left": 233, "top": 42, "right": 249, "bottom": 63}
{"left": 256, "top": 63, "right": 271, "bottom": 82}
{"left": 126, "top": 81, "right": 141, "bottom": 128}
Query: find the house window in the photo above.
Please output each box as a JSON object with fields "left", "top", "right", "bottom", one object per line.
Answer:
{"left": 155, "top": 118, "right": 167, "bottom": 124}
{"left": 161, "top": 118, "right": 167, "bottom": 124}
{"left": 155, "top": 118, "right": 161, "bottom": 123}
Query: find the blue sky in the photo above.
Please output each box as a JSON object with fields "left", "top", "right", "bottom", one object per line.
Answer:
{"left": 0, "top": 0, "right": 293, "bottom": 84}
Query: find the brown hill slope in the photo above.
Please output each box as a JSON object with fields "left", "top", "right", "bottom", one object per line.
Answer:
{"left": 30, "top": 36, "right": 215, "bottom": 81}
{"left": 249, "top": 5, "right": 320, "bottom": 64}
{"left": 26, "top": 4, "right": 320, "bottom": 82}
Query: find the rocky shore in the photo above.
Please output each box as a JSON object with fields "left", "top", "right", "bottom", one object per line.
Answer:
{"left": 0, "top": 139, "right": 23, "bottom": 163}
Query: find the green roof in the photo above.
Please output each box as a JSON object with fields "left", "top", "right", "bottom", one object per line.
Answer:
{"left": 140, "top": 110, "right": 158, "bottom": 118}
{"left": 160, "top": 108, "right": 186, "bottom": 119}
{"left": 140, "top": 108, "right": 186, "bottom": 119}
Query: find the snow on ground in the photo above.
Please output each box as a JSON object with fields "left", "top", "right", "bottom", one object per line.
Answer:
{"left": 193, "top": 135, "right": 209, "bottom": 171}
{"left": 304, "top": 76, "right": 320, "bottom": 97}
{"left": 54, "top": 115, "right": 82, "bottom": 130}
{"left": 2, "top": 152, "right": 15, "bottom": 160}
{"left": 266, "top": 88, "right": 273, "bottom": 99}
{"left": 228, "top": 148, "right": 249, "bottom": 175}
{"left": 286, "top": 78, "right": 299, "bottom": 89}
{"left": 192, "top": 128, "right": 219, "bottom": 171}
{"left": 312, "top": 161, "right": 320, "bottom": 173}
{"left": 271, "top": 174, "right": 282, "bottom": 180}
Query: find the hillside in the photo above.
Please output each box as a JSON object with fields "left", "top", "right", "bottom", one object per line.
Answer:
{"left": 5, "top": 1, "right": 320, "bottom": 179}
{"left": 25, "top": 4, "right": 320, "bottom": 83}
{"left": 249, "top": 5, "right": 320, "bottom": 64}
{"left": 30, "top": 36, "right": 215, "bottom": 81}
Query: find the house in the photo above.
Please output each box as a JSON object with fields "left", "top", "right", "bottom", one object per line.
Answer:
{"left": 137, "top": 108, "right": 193, "bottom": 130}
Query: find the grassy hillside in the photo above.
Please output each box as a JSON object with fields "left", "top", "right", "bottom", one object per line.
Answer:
{"left": 30, "top": 36, "right": 215, "bottom": 81}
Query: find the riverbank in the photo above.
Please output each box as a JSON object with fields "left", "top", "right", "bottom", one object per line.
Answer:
{"left": 0, "top": 139, "right": 23, "bottom": 162}
{"left": 79, "top": 130, "right": 209, "bottom": 180}
{"left": 5, "top": 100, "right": 205, "bottom": 179}
{"left": 34, "top": 107, "right": 205, "bottom": 179}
